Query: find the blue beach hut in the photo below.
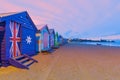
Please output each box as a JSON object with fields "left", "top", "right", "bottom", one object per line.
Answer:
{"left": 58, "top": 35, "right": 63, "bottom": 46}
{"left": 49, "top": 29, "right": 55, "bottom": 48}
{"left": 0, "top": 11, "right": 37, "bottom": 69}
{"left": 54, "top": 32, "right": 59, "bottom": 48}
{"left": 37, "top": 24, "right": 50, "bottom": 52}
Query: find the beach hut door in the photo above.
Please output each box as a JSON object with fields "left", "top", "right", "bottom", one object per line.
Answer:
{"left": 0, "top": 22, "right": 5, "bottom": 66}
{"left": 43, "top": 33, "right": 48, "bottom": 49}
{"left": 9, "top": 21, "right": 21, "bottom": 58}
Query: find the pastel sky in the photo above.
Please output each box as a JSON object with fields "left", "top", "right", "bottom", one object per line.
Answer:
{"left": 0, "top": 0, "right": 120, "bottom": 39}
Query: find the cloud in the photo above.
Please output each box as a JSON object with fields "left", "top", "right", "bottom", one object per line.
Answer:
{"left": 0, "top": 0, "right": 120, "bottom": 38}
{"left": 0, "top": 0, "right": 25, "bottom": 12}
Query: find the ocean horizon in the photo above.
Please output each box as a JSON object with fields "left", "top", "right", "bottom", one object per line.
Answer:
{"left": 72, "top": 40, "right": 120, "bottom": 47}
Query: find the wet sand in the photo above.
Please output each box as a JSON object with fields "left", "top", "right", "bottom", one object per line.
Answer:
{"left": 1, "top": 42, "right": 120, "bottom": 80}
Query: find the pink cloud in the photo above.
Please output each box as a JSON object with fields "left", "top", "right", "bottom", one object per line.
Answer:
{"left": 0, "top": 0, "right": 25, "bottom": 12}
{"left": 21, "top": 0, "right": 63, "bottom": 14}
{"left": 0, "top": 0, "right": 120, "bottom": 38}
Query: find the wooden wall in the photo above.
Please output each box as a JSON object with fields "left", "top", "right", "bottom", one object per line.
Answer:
{"left": 0, "top": 22, "right": 6, "bottom": 66}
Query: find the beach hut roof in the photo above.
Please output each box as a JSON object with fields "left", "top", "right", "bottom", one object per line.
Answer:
{"left": 49, "top": 29, "right": 54, "bottom": 33}
{"left": 0, "top": 11, "right": 37, "bottom": 30}
{"left": 36, "top": 24, "right": 47, "bottom": 29}
{"left": 37, "top": 24, "right": 50, "bottom": 33}
{"left": 49, "top": 29, "right": 55, "bottom": 34}
{"left": 36, "top": 30, "right": 41, "bottom": 33}
{"left": 59, "top": 35, "right": 63, "bottom": 38}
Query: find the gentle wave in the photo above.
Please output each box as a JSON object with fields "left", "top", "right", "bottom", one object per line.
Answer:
{"left": 77, "top": 41, "right": 120, "bottom": 47}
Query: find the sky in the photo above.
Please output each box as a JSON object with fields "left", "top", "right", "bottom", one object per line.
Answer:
{"left": 0, "top": 0, "right": 120, "bottom": 39}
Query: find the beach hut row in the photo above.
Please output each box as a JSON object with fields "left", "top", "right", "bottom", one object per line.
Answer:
{"left": 0, "top": 11, "right": 65, "bottom": 69}
{"left": 35, "top": 24, "right": 62, "bottom": 53}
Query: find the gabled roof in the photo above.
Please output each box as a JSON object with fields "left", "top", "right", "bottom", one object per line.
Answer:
{"left": 36, "top": 24, "right": 47, "bottom": 30}
{"left": 37, "top": 24, "right": 50, "bottom": 33}
{"left": 59, "top": 35, "right": 63, "bottom": 38}
{"left": 49, "top": 29, "right": 55, "bottom": 34}
{"left": 0, "top": 11, "right": 37, "bottom": 30}
{"left": 36, "top": 30, "right": 41, "bottom": 33}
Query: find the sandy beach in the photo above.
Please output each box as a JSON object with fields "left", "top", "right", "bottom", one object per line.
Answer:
{"left": 1, "top": 42, "right": 120, "bottom": 80}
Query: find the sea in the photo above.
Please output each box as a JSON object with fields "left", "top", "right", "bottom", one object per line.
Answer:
{"left": 78, "top": 40, "right": 120, "bottom": 47}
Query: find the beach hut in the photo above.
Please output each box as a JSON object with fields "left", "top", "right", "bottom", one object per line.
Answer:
{"left": 54, "top": 32, "right": 59, "bottom": 48}
{"left": 58, "top": 35, "right": 63, "bottom": 46}
{"left": 37, "top": 24, "right": 50, "bottom": 52}
{"left": 36, "top": 30, "right": 41, "bottom": 53}
{"left": 0, "top": 11, "right": 37, "bottom": 69}
{"left": 49, "top": 29, "right": 55, "bottom": 48}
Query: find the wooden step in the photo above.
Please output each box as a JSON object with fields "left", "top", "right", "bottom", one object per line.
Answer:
{"left": 23, "top": 60, "right": 34, "bottom": 67}
{"left": 13, "top": 55, "right": 25, "bottom": 60}
{"left": 24, "top": 54, "right": 38, "bottom": 63}
{"left": 9, "top": 54, "right": 38, "bottom": 69}
{"left": 18, "top": 57, "right": 29, "bottom": 63}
